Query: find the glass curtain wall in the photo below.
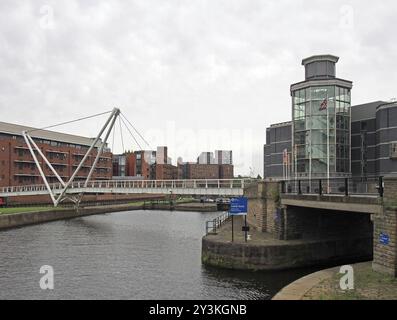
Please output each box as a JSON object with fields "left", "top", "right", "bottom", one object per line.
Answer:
{"left": 293, "top": 85, "right": 351, "bottom": 179}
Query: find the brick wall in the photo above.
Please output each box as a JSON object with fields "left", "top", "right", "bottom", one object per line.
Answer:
{"left": 155, "top": 164, "right": 178, "bottom": 180}
{"left": 373, "top": 177, "right": 397, "bottom": 276}
{"left": 246, "top": 181, "right": 266, "bottom": 231}
{"left": 181, "top": 163, "right": 219, "bottom": 180}
{"left": 219, "top": 164, "right": 234, "bottom": 179}
{"left": 372, "top": 210, "right": 397, "bottom": 276}
{"left": 126, "top": 153, "right": 136, "bottom": 176}
{"left": 245, "top": 181, "right": 279, "bottom": 233}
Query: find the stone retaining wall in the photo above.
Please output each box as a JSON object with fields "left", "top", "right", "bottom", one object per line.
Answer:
{"left": 0, "top": 205, "right": 144, "bottom": 231}
{"left": 202, "top": 236, "right": 372, "bottom": 271}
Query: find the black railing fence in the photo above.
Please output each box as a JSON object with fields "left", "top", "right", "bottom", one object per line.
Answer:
{"left": 281, "top": 176, "right": 384, "bottom": 197}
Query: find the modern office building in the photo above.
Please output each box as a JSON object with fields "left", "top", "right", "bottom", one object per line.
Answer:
{"left": 264, "top": 54, "right": 397, "bottom": 180}
{"left": 0, "top": 121, "right": 113, "bottom": 187}
{"left": 351, "top": 101, "right": 397, "bottom": 177}
{"left": 263, "top": 122, "right": 292, "bottom": 179}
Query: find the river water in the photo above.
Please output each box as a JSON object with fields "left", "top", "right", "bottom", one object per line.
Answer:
{"left": 0, "top": 210, "right": 316, "bottom": 300}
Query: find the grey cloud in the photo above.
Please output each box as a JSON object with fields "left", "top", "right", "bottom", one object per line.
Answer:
{"left": 0, "top": 0, "right": 396, "bottom": 175}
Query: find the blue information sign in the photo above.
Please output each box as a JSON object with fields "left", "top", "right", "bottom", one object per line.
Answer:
{"left": 380, "top": 233, "right": 390, "bottom": 245}
{"left": 229, "top": 197, "right": 248, "bottom": 216}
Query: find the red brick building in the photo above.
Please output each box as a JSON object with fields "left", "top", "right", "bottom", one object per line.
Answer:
{"left": 177, "top": 163, "right": 235, "bottom": 180}
{"left": 155, "top": 164, "right": 178, "bottom": 180}
{"left": 219, "top": 164, "right": 234, "bottom": 179}
{"left": 134, "top": 150, "right": 156, "bottom": 179}
{"left": 112, "top": 152, "right": 136, "bottom": 177}
{"left": 126, "top": 153, "right": 136, "bottom": 176}
{"left": 0, "top": 121, "right": 112, "bottom": 188}
{"left": 178, "top": 163, "right": 220, "bottom": 180}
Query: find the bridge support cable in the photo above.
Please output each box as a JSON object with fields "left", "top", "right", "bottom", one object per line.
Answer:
{"left": 120, "top": 112, "right": 151, "bottom": 149}
{"left": 119, "top": 115, "right": 143, "bottom": 151}
{"left": 22, "top": 108, "right": 121, "bottom": 207}
{"left": 118, "top": 116, "right": 125, "bottom": 153}
{"left": 25, "top": 111, "right": 113, "bottom": 134}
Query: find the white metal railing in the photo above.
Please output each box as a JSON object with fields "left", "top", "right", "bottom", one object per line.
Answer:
{"left": 0, "top": 179, "right": 252, "bottom": 195}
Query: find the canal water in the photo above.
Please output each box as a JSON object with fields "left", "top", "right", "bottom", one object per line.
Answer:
{"left": 0, "top": 210, "right": 316, "bottom": 300}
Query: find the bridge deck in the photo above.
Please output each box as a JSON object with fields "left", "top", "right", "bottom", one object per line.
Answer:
{"left": 0, "top": 179, "right": 249, "bottom": 198}
{"left": 281, "top": 194, "right": 383, "bottom": 214}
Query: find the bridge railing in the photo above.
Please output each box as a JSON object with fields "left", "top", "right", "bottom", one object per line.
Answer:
{"left": 68, "top": 179, "right": 249, "bottom": 190}
{"left": 281, "top": 176, "right": 384, "bottom": 198}
{"left": 0, "top": 179, "right": 253, "bottom": 195}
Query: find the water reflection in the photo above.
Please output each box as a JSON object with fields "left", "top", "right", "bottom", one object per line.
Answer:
{"left": 0, "top": 210, "right": 318, "bottom": 300}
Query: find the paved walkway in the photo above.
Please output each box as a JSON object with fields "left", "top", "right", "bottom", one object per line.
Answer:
{"left": 273, "top": 262, "right": 397, "bottom": 300}
{"left": 273, "top": 266, "right": 338, "bottom": 300}
{"left": 206, "top": 216, "right": 318, "bottom": 246}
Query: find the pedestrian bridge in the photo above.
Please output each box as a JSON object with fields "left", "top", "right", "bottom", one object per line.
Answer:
{"left": 0, "top": 179, "right": 249, "bottom": 198}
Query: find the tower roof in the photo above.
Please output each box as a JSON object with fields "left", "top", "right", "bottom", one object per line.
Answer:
{"left": 302, "top": 54, "right": 339, "bottom": 66}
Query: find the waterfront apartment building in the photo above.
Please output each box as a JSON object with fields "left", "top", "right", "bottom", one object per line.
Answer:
{"left": 264, "top": 54, "right": 397, "bottom": 180}
{"left": 0, "top": 121, "right": 112, "bottom": 187}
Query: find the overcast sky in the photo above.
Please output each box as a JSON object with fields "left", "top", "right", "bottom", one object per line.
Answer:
{"left": 1, "top": 0, "right": 396, "bottom": 176}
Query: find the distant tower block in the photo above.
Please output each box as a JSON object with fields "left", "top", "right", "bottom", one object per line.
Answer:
{"left": 156, "top": 146, "right": 168, "bottom": 165}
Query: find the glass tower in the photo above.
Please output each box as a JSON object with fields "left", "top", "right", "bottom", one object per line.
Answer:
{"left": 291, "top": 55, "right": 353, "bottom": 179}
